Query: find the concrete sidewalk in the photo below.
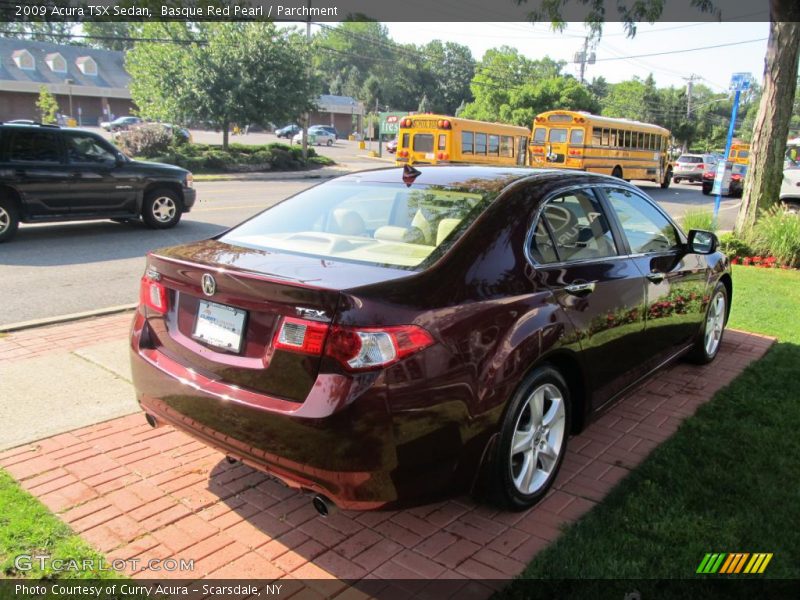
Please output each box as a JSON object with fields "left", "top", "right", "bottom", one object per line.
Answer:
{"left": 0, "top": 312, "right": 775, "bottom": 590}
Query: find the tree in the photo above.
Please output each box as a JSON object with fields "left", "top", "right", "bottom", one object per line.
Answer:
{"left": 737, "top": 16, "right": 800, "bottom": 232}
{"left": 36, "top": 86, "right": 59, "bottom": 124}
{"left": 81, "top": 22, "right": 140, "bottom": 51}
{"left": 418, "top": 94, "right": 432, "bottom": 113}
{"left": 418, "top": 41, "right": 476, "bottom": 114}
{"left": 127, "top": 23, "right": 316, "bottom": 149}
{"left": 518, "top": 0, "right": 800, "bottom": 232}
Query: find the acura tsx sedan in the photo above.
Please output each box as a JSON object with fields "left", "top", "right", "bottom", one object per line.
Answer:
{"left": 130, "top": 166, "right": 731, "bottom": 512}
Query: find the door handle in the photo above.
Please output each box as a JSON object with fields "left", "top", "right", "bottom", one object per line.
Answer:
{"left": 564, "top": 282, "right": 596, "bottom": 296}
{"left": 646, "top": 271, "right": 666, "bottom": 283}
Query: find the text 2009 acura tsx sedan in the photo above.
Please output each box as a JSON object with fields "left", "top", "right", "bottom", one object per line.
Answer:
{"left": 130, "top": 166, "right": 731, "bottom": 512}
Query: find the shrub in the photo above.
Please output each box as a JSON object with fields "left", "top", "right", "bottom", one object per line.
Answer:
{"left": 116, "top": 124, "right": 173, "bottom": 157}
{"left": 680, "top": 208, "right": 716, "bottom": 233}
{"left": 718, "top": 232, "right": 753, "bottom": 258}
{"left": 748, "top": 205, "right": 800, "bottom": 267}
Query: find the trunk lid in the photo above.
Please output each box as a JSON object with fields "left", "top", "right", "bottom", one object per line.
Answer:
{"left": 142, "top": 240, "right": 412, "bottom": 402}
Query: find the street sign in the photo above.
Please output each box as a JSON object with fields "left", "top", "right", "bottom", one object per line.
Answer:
{"left": 711, "top": 161, "right": 732, "bottom": 196}
{"left": 729, "top": 73, "right": 751, "bottom": 92}
{"left": 379, "top": 111, "right": 408, "bottom": 136}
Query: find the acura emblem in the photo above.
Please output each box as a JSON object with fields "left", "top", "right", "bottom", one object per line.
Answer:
{"left": 201, "top": 274, "right": 216, "bottom": 297}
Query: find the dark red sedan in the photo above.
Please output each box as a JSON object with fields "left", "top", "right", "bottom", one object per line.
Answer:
{"left": 130, "top": 166, "right": 731, "bottom": 512}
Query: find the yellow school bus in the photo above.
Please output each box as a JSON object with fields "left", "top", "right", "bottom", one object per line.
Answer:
{"left": 727, "top": 141, "right": 750, "bottom": 165}
{"left": 529, "top": 110, "right": 674, "bottom": 188}
{"left": 395, "top": 115, "right": 529, "bottom": 166}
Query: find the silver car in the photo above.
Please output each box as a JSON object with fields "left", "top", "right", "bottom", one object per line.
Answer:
{"left": 292, "top": 127, "right": 335, "bottom": 146}
{"left": 673, "top": 153, "right": 719, "bottom": 183}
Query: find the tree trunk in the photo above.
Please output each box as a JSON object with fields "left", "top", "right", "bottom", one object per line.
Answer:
{"left": 222, "top": 121, "right": 230, "bottom": 150}
{"left": 735, "top": 10, "right": 800, "bottom": 233}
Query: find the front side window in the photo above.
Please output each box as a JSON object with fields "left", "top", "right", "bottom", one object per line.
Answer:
{"left": 220, "top": 182, "right": 495, "bottom": 269}
{"left": 605, "top": 188, "right": 680, "bottom": 254}
{"left": 531, "top": 190, "right": 617, "bottom": 263}
{"left": 7, "top": 130, "right": 61, "bottom": 163}
{"left": 65, "top": 133, "right": 116, "bottom": 164}
{"left": 533, "top": 128, "right": 546, "bottom": 143}
{"left": 570, "top": 129, "right": 585, "bottom": 145}
{"left": 592, "top": 128, "right": 602, "bottom": 145}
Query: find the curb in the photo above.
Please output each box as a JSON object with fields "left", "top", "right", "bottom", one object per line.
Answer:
{"left": 0, "top": 304, "right": 137, "bottom": 333}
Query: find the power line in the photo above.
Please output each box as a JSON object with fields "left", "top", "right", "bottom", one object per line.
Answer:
{"left": 593, "top": 38, "right": 767, "bottom": 62}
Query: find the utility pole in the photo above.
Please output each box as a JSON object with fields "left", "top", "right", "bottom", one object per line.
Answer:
{"left": 574, "top": 37, "right": 596, "bottom": 84}
{"left": 683, "top": 74, "right": 700, "bottom": 119}
{"left": 302, "top": 0, "right": 311, "bottom": 161}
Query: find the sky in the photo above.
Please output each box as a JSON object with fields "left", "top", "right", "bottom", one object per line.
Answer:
{"left": 382, "top": 21, "right": 770, "bottom": 92}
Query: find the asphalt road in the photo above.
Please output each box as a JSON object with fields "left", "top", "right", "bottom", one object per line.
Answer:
{"left": 0, "top": 176, "right": 741, "bottom": 327}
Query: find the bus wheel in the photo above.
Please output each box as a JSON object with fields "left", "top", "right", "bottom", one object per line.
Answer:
{"left": 611, "top": 166, "right": 623, "bottom": 179}
{"left": 661, "top": 168, "right": 672, "bottom": 189}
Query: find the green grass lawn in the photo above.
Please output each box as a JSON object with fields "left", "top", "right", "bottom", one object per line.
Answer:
{"left": 0, "top": 470, "right": 116, "bottom": 579}
{"left": 500, "top": 265, "right": 800, "bottom": 596}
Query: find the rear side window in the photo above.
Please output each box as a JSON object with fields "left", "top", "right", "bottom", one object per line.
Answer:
{"left": 6, "top": 130, "right": 61, "bottom": 163}
{"left": 605, "top": 188, "right": 680, "bottom": 254}
{"left": 678, "top": 155, "right": 702, "bottom": 163}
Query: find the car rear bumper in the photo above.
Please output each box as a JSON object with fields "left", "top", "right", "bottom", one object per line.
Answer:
{"left": 182, "top": 188, "right": 196, "bottom": 211}
{"left": 674, "top": 171, "right": 704, "bottom": 181}
{"left": 129, "top": 311, "right": 471, "bottom": 509}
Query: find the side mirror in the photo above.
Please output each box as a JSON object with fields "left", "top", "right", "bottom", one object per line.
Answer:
{"left": 116, "top": 153, "right": 127, "bottom": 165}
{"left": 687, "top": 229, "right": 718, "bottom": 255}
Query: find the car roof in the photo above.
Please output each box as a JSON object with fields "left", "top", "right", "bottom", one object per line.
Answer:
{"left": 333, "top": 165, "right": 621, "bottom": 189}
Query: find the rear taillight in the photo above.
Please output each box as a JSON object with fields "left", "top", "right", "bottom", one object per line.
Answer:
{"left": 273, "top": 317, "right": 328, "bottom": 355}
{"left": 273, "top": 318, "right": 434, "bottom": 371}
{"left": 327, "top": 325, "right": 434, "bottom": 371}
{"left": 697, "top": 164, "right": 705, "bottom": 169}
{"left": 436, "top": 151, "right": 450, "bottom": 160}
{"left": 140, "top": 275, "right": 168, "bottom": 314}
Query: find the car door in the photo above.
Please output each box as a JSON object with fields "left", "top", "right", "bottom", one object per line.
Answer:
{"left": 2, "top": 128, "right": 71, "bottom": 217}
{"left": 600, "top": 186, "right": 708, "bottom": 360}
{"left": 528, "top": 187, "right": 649, "bottom": 407}
{"left": 63, "top": 131, "right": 137, "bottom": 216}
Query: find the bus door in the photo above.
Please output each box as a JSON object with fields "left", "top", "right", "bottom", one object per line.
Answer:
{"left": 517, "top": 136, "right": 528, "bottom": 165}
{"left": 544, "top": 127, "right": 568, "bottom": 166}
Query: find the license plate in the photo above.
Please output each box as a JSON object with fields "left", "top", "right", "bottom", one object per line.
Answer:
{"left": 425, "top": 153, "right": 435, "bottom": 160}
{"left": 193, "top": 300, "right": 247, "bottom": 352}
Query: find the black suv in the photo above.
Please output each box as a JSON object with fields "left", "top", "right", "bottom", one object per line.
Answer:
{"left": 0, "top": 122, "right": 196, "bottom": 242}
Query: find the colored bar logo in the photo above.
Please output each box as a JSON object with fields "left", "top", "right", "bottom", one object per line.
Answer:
{"left": 697, "top": 553, "right": 773, "bottom": 574}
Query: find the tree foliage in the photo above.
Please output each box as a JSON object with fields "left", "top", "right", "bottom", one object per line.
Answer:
{"left": 81, "top": 22, "right": 140, "bottom": 51}
{"left": 127, "top": 23, "right": 316, "bottom": 149}
{"left": 36, "top": 86, "right": 59, "bottom": 124}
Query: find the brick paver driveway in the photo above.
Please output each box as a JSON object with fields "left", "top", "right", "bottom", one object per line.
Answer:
{"left": 0, "top": 315, "right": 773, "bottom": 596}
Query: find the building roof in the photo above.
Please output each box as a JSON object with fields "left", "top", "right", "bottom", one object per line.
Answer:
{"left": 316, "top": 94, "right": 364, "bottom": 115}
{"left": 0, "top": 37, "right": 130, "bottom": 98}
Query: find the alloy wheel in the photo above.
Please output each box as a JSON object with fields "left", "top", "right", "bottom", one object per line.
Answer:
{"left": 704, "top": 292, "right": 726, "bottom": 356}
{"left": 151, "top": 196, "right": 177, "bottom": 223}
{"left": 0, "top": 206, "right": 9, "bottom": 234}
{"left": 510, "top": 382, "right": 566, "bottom": 495}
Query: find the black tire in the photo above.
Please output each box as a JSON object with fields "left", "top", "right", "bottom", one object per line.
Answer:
{"left": 702, "top": 183, "right": 712, "bottom": 196}
{"left": 611, "top": 166, "right": 623, "bottom": 179}
{"left": 326, "top": 139, "right": 333, "bottom": 147}
{"left": 687, "top": 282, "right": 728, "bottom": 364}
{"left": 661, "top": 169, "right": 672, "bottom": 189}
{"left": 783, "top": 202, "right": 800, "bottom": 215}
{"left": 489, "top": 365, "right": 571, "bottom": 510}
{"left": 142, "top": 188, "right": 182, "bottom": 229}
{"left": 673, "top": 177, "right": 681, "bottom": 184}
{"left": 0, "top": 196, "right": 20, "bottom": 243}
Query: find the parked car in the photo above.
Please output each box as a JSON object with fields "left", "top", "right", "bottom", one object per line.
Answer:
{"left": 292, "top": 127, "right": 335, "bottom": 146}
{"left": 702, "top": 163, "right": 746, "bottom": 197}
{"left": 0, "top": 122, "right": 196, "bottom": 242}
{"left": 386, "top": 137, "right": 398, "bottom": 154}
{"left": 275, "top": 124, "right": 301, "bottom": 139}
{"left": 673, "top": 153, "right": 719, "bottom": 183}
{"left": 101, "top": 116, "right": 143, "bottom": 132}
{"left": 314, "top": 125, "right": 339, "bottom": 139}
{"left": 782, "top": 143, "right": 800, "bottom": 214}
{"left": 114, "top": 123, "right": 192, "bottom": 144}
{"left": 130, "top": 166, "right": 731, "bottom": 513}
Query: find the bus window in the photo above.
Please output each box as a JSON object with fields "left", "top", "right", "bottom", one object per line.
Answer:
{"left": 602, "top": 129, "right": 610, "bottom": 146}
{"left": 624, "top": 131, "right": 632, "bottom": 148}
{"left": 517, "top": 137, "right": 527, "bottom": 165}
{"left": 609, "top": 130, "right": 617, "bottom": 147}
{"left": 488, "top": 134, "right": 500, "bottom": 155}
{"left": 570, "top": 129, "right": 585, "bottom": 145}
{"left": 475, "top": 133, "right": 487, "bottom": 154}
{"left": 401, "top": 133, "right": 409, "bottom": 149}
{"left": 645, "top": 133, "right": 651, "bottom": 150}
{"left": 533, "top": 128, "right": 546, "bottom": 143}
{"left": 500, "top": 135, "right": 513, "bottom": 157}
{"left": 438, "top": 134, "right": 447, "bottom": 151}
{"left": 637, "top": 133, "right": 645, "bottom": 149}
{"left": 549, "top": 129, "right": 568, "bottom": 143}
{"left": 413, "top": 134, "right": 434, "bottom": 153}
{"left": 738, "top": 151, "right": 749, "bottom": 159}
{"left": 462, "top": 131, "right": 473, "bottom": 154}
{"left": 592, "top": 128, "right": 602, "bottom": 145}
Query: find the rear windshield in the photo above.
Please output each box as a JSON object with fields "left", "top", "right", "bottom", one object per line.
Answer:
{"left": 677, "top": 155, "right": 703, "bottom": 163}
{"left": 219, "top": 181, "right": 494, "bottom": 269}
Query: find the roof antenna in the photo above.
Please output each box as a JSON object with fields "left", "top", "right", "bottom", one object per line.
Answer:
{"left": 402, "top": 164, "right": 422, "bottom": 187}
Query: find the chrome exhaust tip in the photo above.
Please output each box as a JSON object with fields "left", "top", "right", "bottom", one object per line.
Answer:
{"left": 312, "top": 494, "right": 337, "bottom": 517}
{"left": 144, "top": 413, "right": 158, "bottom": 428}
